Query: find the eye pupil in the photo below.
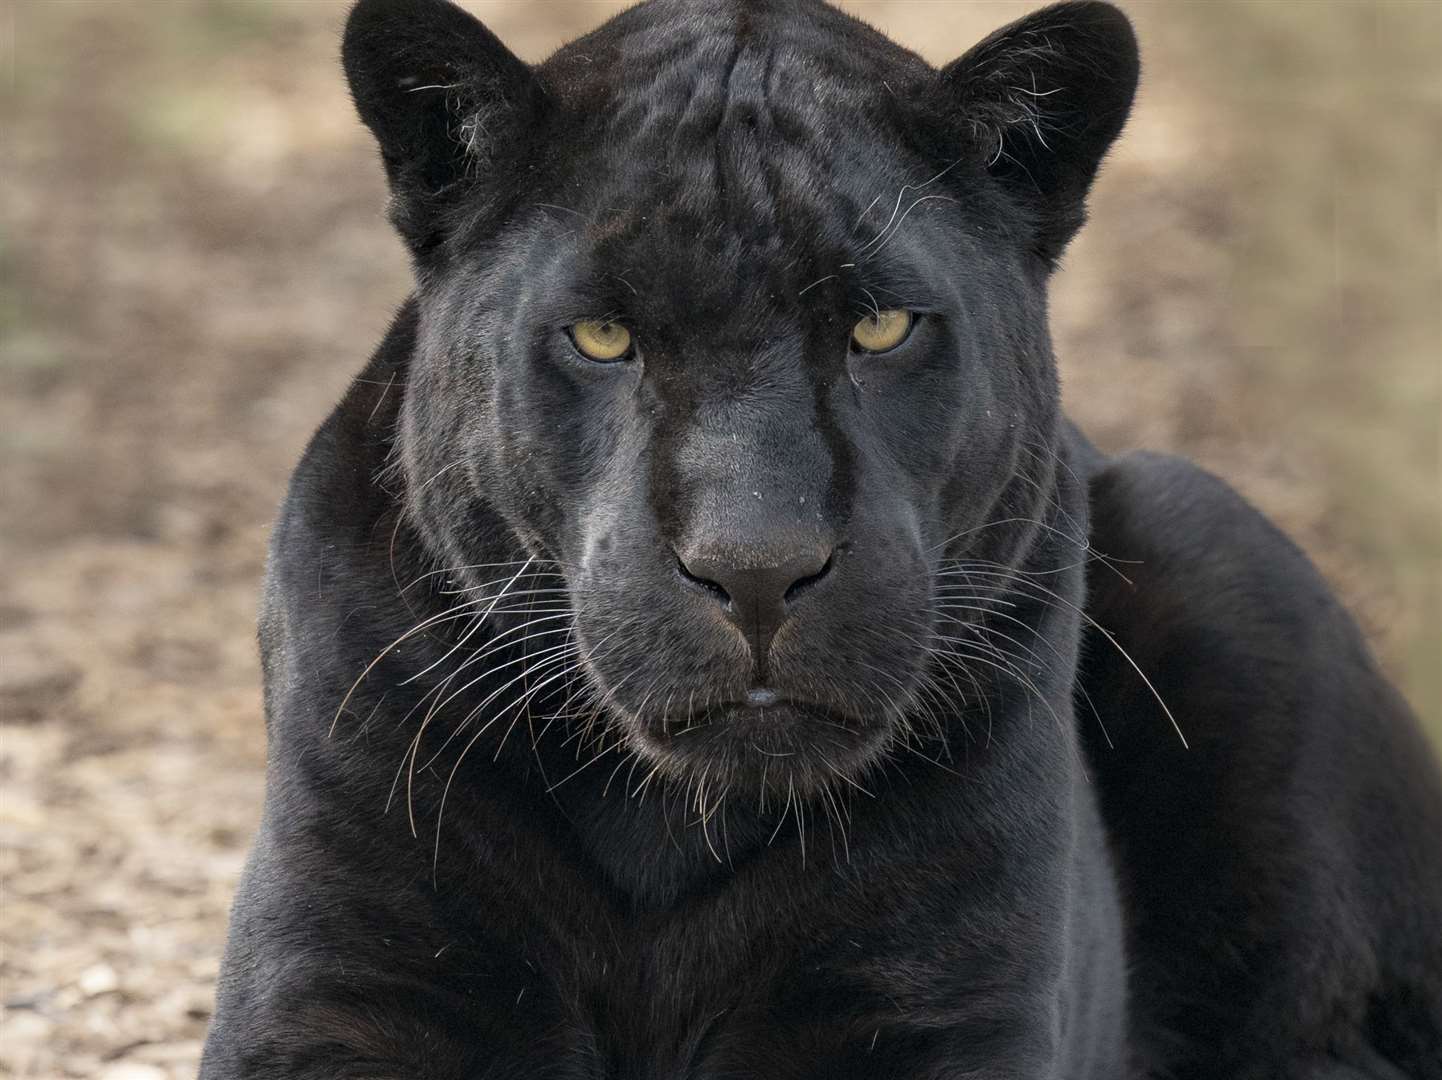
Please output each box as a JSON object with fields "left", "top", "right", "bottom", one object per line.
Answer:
{"left": 571, "top": 319, "right": 633, "bottom": 362}
{"left": 850, "top": 309, "right": 913, "bottom": 354}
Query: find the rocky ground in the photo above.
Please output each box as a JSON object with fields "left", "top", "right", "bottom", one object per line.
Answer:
{"left": 2, "top": 2, "right": 1437, "bottom": 1077}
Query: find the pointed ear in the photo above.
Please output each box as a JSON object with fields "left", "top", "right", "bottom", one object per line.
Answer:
{"left": 939, "top": 0, "right": 1138, "bottom": 263}
{"left": 342, "top": 0, "right": 541, "bottom": 256}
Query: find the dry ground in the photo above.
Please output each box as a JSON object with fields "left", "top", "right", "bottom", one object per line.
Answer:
{"left": 2, "top": 2, "right": 1438, "bottom": 1077}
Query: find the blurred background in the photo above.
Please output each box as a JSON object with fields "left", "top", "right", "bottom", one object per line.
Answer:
{"left": 2, "top": 1, "right": 1438, "bottom": 1076}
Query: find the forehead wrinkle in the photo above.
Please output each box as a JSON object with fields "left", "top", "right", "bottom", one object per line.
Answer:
{"left": 543, "top": 7, "right": 950, "bottom": 325}
{"left": 599, "top": 13, "right": 881, "bottom": 216}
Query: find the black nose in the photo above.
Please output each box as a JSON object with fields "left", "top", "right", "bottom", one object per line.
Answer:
{"left": 676, "top": 543, "right": 836, "bottom": 674}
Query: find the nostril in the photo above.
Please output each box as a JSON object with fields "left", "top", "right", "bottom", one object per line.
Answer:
{"left": 676, "top": 541, "right": 841, "bottom": 620}
{"left": 674, "top": 550, "right": 730, "bottom": 604}
{"left": 676, "top": 541, "right": 840, "bottom": 669}
{"left": 783, "top": 546, "right": 839, "bottom": 605}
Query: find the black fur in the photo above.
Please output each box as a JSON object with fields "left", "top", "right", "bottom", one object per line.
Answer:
{"left": 201, "top": 1, "right": 1442, "bottom": 1077}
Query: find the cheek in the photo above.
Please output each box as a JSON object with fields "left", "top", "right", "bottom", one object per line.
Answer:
{"left": 859, "top": 364, "right": 975, "bottom": 504}
{"left": 491, "top": 362, "right": 646, "bottom": 551}
{"left": 399, "top": 358, "right": 483, "bottom": 508}
{"left": 574, "top": 471, "right": 654, "bottom": 586}
{"left": 863, "top": 369, "right": 1026, "bottom": 559}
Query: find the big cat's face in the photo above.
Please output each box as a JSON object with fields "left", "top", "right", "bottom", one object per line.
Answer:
{"left": 395, "top": 11, "right": 1057, "bottom": 799}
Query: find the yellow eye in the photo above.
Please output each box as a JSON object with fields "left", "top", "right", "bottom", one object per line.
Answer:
{"left": 850, "top": 309, "right": 913, "bottom": 354}
{"left": 571, "top": 320, "right": 633, "bottom": 362}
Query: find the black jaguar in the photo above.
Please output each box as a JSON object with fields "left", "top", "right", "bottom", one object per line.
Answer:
{"left": 201, "top": 1, "right": 1442, "bottom": 1077}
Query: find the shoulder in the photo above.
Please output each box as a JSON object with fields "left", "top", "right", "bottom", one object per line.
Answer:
{"left": 1083, "top": 447, "right": 1339, "bottom": 637}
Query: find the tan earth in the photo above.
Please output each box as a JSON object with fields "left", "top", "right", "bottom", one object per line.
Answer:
{"left": 2, "top": 2, "right": 1438, "bottom": 1077}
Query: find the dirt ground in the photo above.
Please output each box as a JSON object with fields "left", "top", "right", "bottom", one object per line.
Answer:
{"left": 2, "top": 2, "right": 1438, "bottom": 1077}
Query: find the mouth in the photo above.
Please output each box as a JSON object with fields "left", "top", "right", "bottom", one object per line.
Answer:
{"left": 627, "top": 691, "right": 893, "bottom": 792}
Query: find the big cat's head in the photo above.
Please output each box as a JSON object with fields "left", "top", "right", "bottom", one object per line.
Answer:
{"left": 342, "top": 0, "right": 1136, "bottom": 795}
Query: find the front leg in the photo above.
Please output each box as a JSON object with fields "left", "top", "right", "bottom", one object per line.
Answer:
{"left": 200, "top": 969, "right": 600, "bottom": 1080}
{"left": 796, "top": 1024, "right": 1059, "bottom": 1080}
{"left": 201, "top": 959, "right": 596, "bottom": 1080}
{"left": 200, "top": 842, "right": 599, "bottom": 1080}
{"left": 692, "top": 983, "right": 1065, "bottom": 1080}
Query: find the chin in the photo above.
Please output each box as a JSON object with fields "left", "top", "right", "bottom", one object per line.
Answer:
{"left": 623, "top": 697, "right": 896, "bottom": 797}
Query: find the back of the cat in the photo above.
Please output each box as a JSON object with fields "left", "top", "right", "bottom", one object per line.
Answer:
{"left": 1074, "top": 439, "right": 1442, "bottom": 1079}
